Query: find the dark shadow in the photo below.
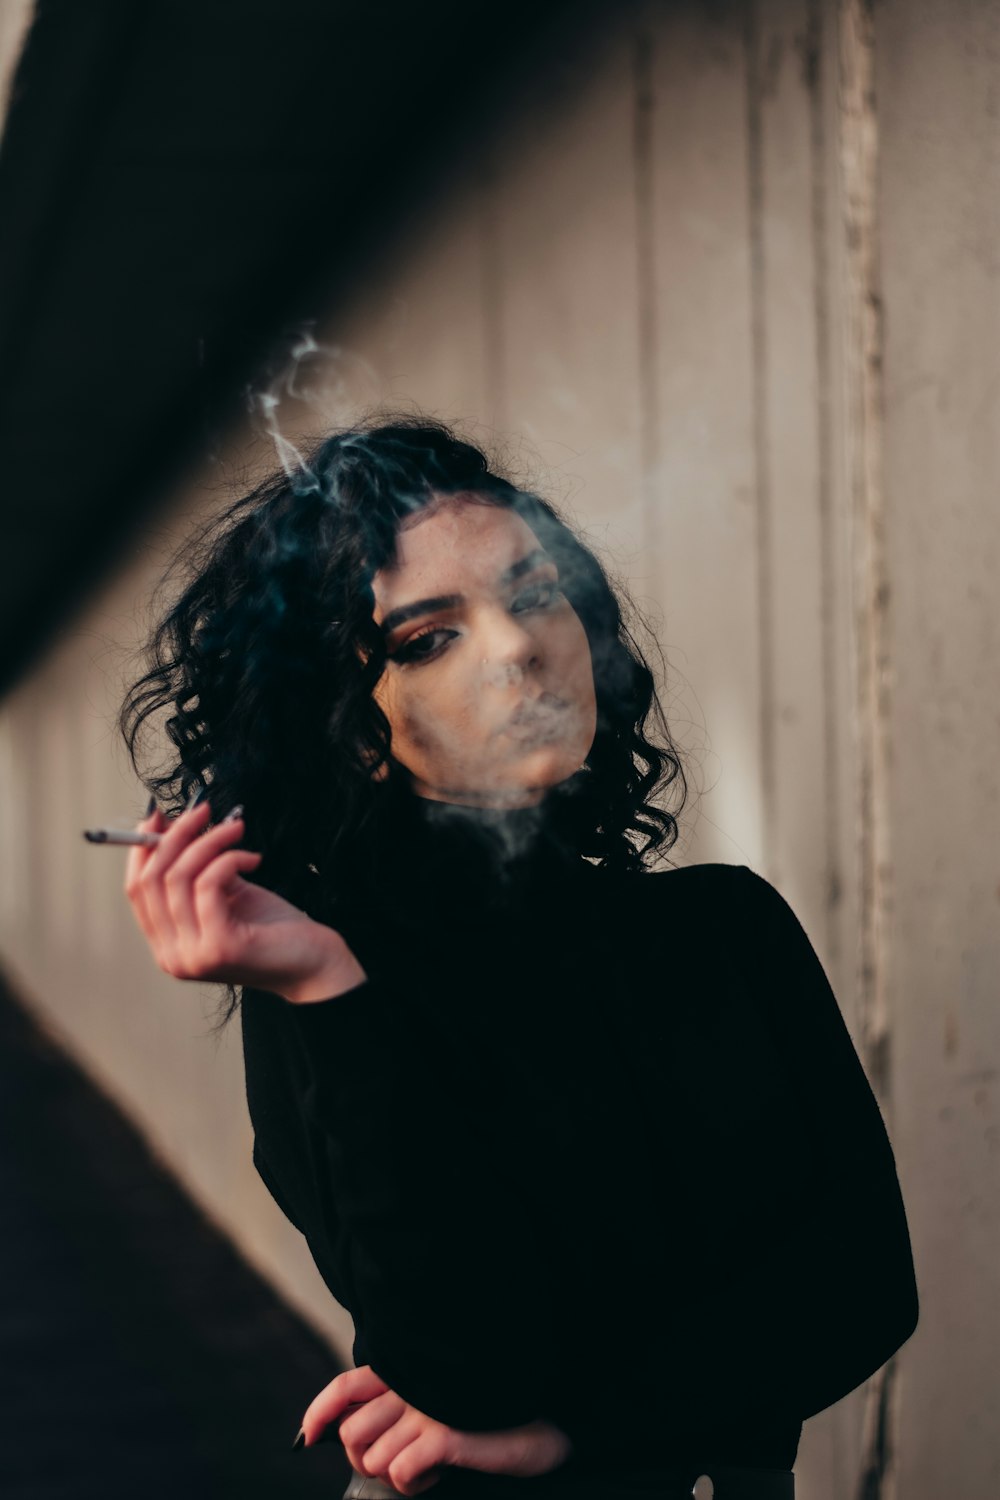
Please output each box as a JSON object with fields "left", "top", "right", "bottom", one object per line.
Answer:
{"left": 0, "top": 0, "right": 611, "bottom": 696}
{"left": 0, "top": 962, "right": 353, "bottom": 1497}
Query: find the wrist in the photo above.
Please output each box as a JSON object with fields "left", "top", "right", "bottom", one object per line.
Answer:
{"left": 280, "top": 929, "right": 368, "bottom": 1005}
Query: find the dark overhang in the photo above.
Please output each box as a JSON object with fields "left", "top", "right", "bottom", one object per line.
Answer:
{"left": 0, "top": 0, "right": 595, "bottom": 696}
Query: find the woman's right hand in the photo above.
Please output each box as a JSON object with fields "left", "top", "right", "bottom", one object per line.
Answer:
{"left": 124, "top": 798, "right": 367, "bottom": 1004}
{"left": 299, "top": 1366, "right": 573, "bottom": 1495}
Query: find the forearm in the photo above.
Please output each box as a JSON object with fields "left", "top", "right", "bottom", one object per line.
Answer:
{"left": 733, "top": 865, "right": 920, "bottom": 1414}
{"left": 269, "top": 976, "right": 565, "bottom": 1431}
{"left": 275, "top": 924, "right": 368, "bottom": 1004}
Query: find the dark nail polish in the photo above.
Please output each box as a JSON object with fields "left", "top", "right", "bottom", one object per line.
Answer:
{"left": 291, "top": 1427, "right": 306, "bottom": 1451}
{"left": 144, "top": 794, "right": 157, "bottom": 816}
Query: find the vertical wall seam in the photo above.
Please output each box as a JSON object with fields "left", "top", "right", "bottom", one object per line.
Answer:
{"left": 633, "top": 12, "right": 659, "bottom": 565}
{"left": 744, "top": 0, "right": 776, "bottom": 877}
{"left": 837, "top": 0, "right": 893, "bottom": 1097}
{"left": 478, "top": 133, "right": 508, "bottom": 432}
{"left": 837, "top": 0, "right": 896, "bottom": 1491}
{"left": 807, "top": 0, "right": 843, "bottom": 967}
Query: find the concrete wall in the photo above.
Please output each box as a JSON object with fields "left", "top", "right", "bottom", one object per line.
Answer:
{"left": 1, "top": 1, "right": 997, "bottom": 1495}
{"left": 0, "top": 0, "right": 33, "bottom": 133}
{"left": 875, "top": 3, "right": 1000, "bottom": 1495}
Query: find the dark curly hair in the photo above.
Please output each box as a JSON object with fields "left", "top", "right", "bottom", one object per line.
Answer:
{"left": 118, "top": 413, "right": 688, "bottom": 1028}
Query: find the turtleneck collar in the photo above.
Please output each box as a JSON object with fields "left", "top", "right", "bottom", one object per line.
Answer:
{"left": 331, "top": 780, "right": 595, "bottom": 980}
{"left": 392, "top": 786, "right": 576, "bottom": 896}
{"left": 358, "top": 790, "right": 581, "bottom": 982}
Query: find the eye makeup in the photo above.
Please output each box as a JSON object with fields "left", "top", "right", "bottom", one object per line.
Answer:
{"left": 389, "top": 577, "right": 563, "bottom": 667}
{"left": 379, "top": 549, "right": 557, "bottom": 641}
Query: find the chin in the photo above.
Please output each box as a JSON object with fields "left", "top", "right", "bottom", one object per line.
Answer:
{"left": 420, "top": 740, "right": 593, "bottom": 807}
{"left": 505, "top": 743, "right": 587, "bottom": 792}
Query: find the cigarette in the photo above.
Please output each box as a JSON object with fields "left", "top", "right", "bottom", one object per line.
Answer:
{"left": 82, "top": 829, "right": 163, "bottom": 847}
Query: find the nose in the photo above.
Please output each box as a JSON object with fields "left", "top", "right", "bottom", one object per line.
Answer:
{"left": 478, "top": 608, "right": 541, "bottom": 688}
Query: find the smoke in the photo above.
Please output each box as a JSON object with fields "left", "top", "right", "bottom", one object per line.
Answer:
{"left": 245, "top": 323, "right": 382, "bottom": 493}
{"left": 412, "top": 775, "right": 588, "bottom": 879}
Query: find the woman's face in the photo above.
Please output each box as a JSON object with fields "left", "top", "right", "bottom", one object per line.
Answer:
{"left": 371, "top": 495, "right": 597, "bottom": 808}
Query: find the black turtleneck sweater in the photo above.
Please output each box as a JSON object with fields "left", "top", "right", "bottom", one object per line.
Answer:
{"left": 239, "top": 793, "right": 918, "bottom": 1479}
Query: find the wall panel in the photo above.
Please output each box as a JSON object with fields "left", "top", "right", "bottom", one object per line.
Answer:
{"left": 876, "top": 1, "right": 1000, "bottom": 1495}
{"left": 488, "top": 21, "right": 646, "bottom": 566}
{"left": 650, "top": 1, "right": 762, "bottom": 867}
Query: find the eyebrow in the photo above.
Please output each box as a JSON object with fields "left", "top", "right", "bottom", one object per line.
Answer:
{"left": 379, "top": 548, "right": 556, "bottom": 637}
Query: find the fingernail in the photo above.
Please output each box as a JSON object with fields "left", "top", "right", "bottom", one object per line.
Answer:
{"left": 144, "top": 794, "right": 157, "bottom": 817}
{"left": 291, "top": 1427, "right": 306, "bottom": 1451}
{"left": 222, "top": 804, "right": 244, "bottom": 823}
{"left": 185, "top": 785, "right": 207, "bottom": 811}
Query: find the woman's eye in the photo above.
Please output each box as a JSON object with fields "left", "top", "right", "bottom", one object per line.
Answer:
{"left": 392, "top": 628, "right": 456, "bottom": 665}
{"left": 511, "top": 581, "right": 562, "bottom": 612}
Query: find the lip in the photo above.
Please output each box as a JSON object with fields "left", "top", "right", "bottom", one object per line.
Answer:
{"left": 504, "top": 694, "right": 571, "bottom": 741}
{"left": 507, "top": 692, "right": 569, "bottom": 727}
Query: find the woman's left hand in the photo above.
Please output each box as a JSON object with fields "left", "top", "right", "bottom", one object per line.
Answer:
{"left": 298, "top": 1365, "right": 574, "bottom": 1497}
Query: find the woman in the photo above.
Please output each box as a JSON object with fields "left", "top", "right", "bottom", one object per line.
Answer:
{"left": 119, "top": 416, "right": 919, "bottom": 1500}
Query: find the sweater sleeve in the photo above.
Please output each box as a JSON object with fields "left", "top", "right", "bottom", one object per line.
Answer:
{"left": 732, "top": 865, "right": 920, "bottom": 1419}
{"left": 278, "top": 976, "right": 572, "bottom": 1438}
